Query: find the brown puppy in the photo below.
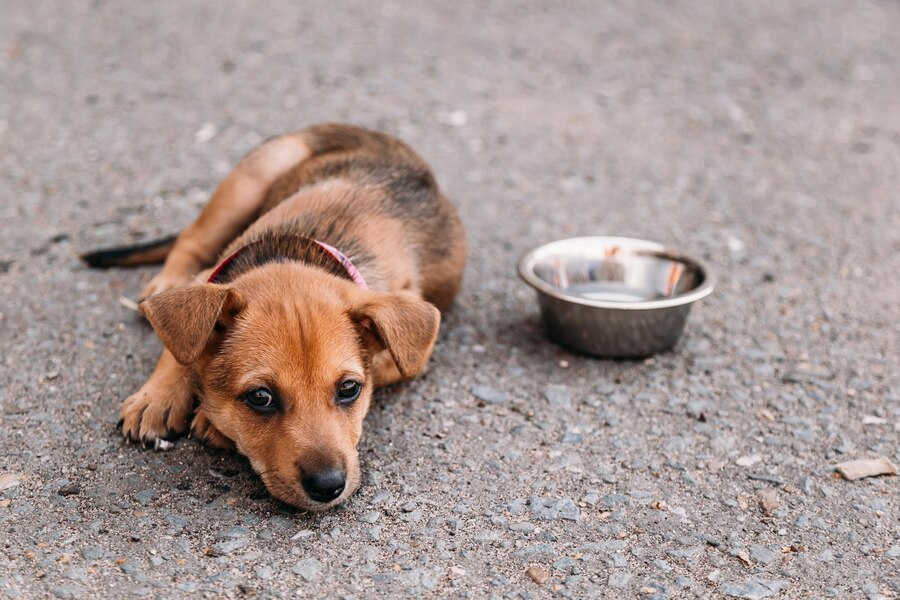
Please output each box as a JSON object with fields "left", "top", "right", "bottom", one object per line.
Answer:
{"left": 83, "top": 124, "right": 466, "bottom": 510}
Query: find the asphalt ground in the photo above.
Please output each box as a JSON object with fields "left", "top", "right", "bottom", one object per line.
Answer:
{"left": 0, "top": 1, "right": 898, "bottom": 598}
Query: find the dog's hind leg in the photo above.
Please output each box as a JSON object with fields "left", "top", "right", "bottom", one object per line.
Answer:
{"left": 141, "top": 134, "right": 312, "bottom": 299}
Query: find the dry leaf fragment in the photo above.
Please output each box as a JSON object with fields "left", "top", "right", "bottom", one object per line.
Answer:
{"left": 0, "top": 473, "right": 23, "bottom": 492}
{"left": 118, "top": 296, "right": 140, "bottom": 312}
{"left": 835, "top": 457, "right": 897, "bottom": 481}
{"left": 758, "top": 409, "right": 776, "bottom": 422}
{"left": 756, "top": 488, "right": 780, "bottom": 516}
{"left": 194, "top": 122, "right": 218, "bottom": 144}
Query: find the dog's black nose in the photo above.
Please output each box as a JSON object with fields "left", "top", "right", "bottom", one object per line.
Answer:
{"left": 301, "top": 468, "right": 346, "bottom": 503}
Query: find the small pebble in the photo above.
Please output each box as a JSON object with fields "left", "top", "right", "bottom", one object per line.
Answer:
{"left": 736, "top": 455, "right": 762, "bottom": 467}
{"left": 134, "top": 489, "right": 159, "bottom": 505}
{"left": 57, "top": 482, "right": 80, "bottom": 497}
{"left": 291, "top": 530, "right": 315, "bottom": 542}
{"left": 359, "top": 511, "right": 380, "bottom": 524}
{"left": 471, "top": 384, "right": 508, "bottom": 404}
{"left": 255, "top": 566, "right": 274, "bottom": 580}
{"left": 206, "top": 538, "right": 250, "bottom": 556}
{"left": 80, "top": 546, "right": 103, "bottom": 560}
{"left": 720, "top": 578, "right": 789, "bottom": 599}
{"left": 526, "top": 566, "right": 550, "bottom": 584}
{"left": 292, "top": 557, "right": 322, "bottom": 582}
{"left": 153, "top": 438, "right": 174, "bottom": 452}
{"left": 529, "top": 496, "right": 579, "bottom": 521}
{"left": 513, "top": 543, "right": 555, "bottom": 559}
{"left": 608, "top": 572, "right": 632, "bottom": 589}
{"left": 542, "top": 385, "right": 573, "bottom": 410}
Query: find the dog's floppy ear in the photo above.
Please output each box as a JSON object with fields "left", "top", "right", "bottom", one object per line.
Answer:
{"left": 140, "top": 284, "right": 241, "bottom": 365}
{"left": 351, "top": 292, "right": 441, "bottom": 379}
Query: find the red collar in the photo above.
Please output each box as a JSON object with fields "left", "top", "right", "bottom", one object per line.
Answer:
{"left": 207, "top": 238, "right": 368, "bottom": 290}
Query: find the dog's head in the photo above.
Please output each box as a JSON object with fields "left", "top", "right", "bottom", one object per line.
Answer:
{"left": 140, "top": 263, "right": 439, "bottom": 510}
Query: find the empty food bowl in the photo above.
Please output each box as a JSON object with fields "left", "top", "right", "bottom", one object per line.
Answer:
{"left": 518, "top": 236, "right": 715, "bottom": 358}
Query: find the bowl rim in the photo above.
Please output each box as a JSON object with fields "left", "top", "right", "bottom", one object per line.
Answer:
{"left": 517, "top": 236, "right": 716, "bottom": 311}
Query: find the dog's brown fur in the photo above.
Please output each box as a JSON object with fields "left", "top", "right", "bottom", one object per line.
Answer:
{"left": 85, "top": 124, "right": 465, "bottom": 510}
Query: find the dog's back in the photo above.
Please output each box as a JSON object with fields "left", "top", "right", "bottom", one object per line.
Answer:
{"left": 241, "top": 124, "right": 466, "bottom": 310}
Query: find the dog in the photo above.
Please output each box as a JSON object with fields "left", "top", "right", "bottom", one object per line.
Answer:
{"left": 82, "top": 124, "right": 466, "bottom": 510}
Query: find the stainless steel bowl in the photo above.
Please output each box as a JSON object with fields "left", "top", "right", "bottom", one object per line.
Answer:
{"left": 518, "top": 237, "right": 715, "bottom": 358}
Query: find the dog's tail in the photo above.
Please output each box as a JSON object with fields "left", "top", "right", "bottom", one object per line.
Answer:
{"left": 80, "top": 235, "right": 177, "bottom": 268}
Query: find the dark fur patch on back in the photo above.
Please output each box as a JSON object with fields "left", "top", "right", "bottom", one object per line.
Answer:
{"left": 210, "top": 229, "right": 373, "bottom": 286}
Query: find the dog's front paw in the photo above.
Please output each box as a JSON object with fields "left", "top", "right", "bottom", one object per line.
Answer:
{"left": 119, "top": 386, "right": 192, "bottom": 444}
{"left": 190, "top": 411, "right": 234, "bottom": 450}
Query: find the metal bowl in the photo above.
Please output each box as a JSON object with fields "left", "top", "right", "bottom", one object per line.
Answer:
{"left": 518, "top": 236, "right": 715, "bottom": 358}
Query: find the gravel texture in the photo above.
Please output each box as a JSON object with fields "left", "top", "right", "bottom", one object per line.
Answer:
{"left": 1, "top": 1, "right": 899, "bottom": 598}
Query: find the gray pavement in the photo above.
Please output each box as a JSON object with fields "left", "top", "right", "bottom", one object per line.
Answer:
{"left": 1, "top": 1, "right": 899, "bottom": 598}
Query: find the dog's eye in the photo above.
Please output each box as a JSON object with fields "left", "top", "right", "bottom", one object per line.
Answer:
{"left": 335, "top": 379, "right": 362, "bottom": 406}
{"left": 242, "top": 388, "right": 277, "bottom": 413}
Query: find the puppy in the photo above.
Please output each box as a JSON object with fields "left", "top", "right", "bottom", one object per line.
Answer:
{"left": 83, "top": 124, "right": 466, "bottom": 510}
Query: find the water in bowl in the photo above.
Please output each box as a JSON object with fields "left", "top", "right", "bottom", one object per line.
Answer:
{"left": 566, "top": 281, "right": 665, "bottom": 303}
